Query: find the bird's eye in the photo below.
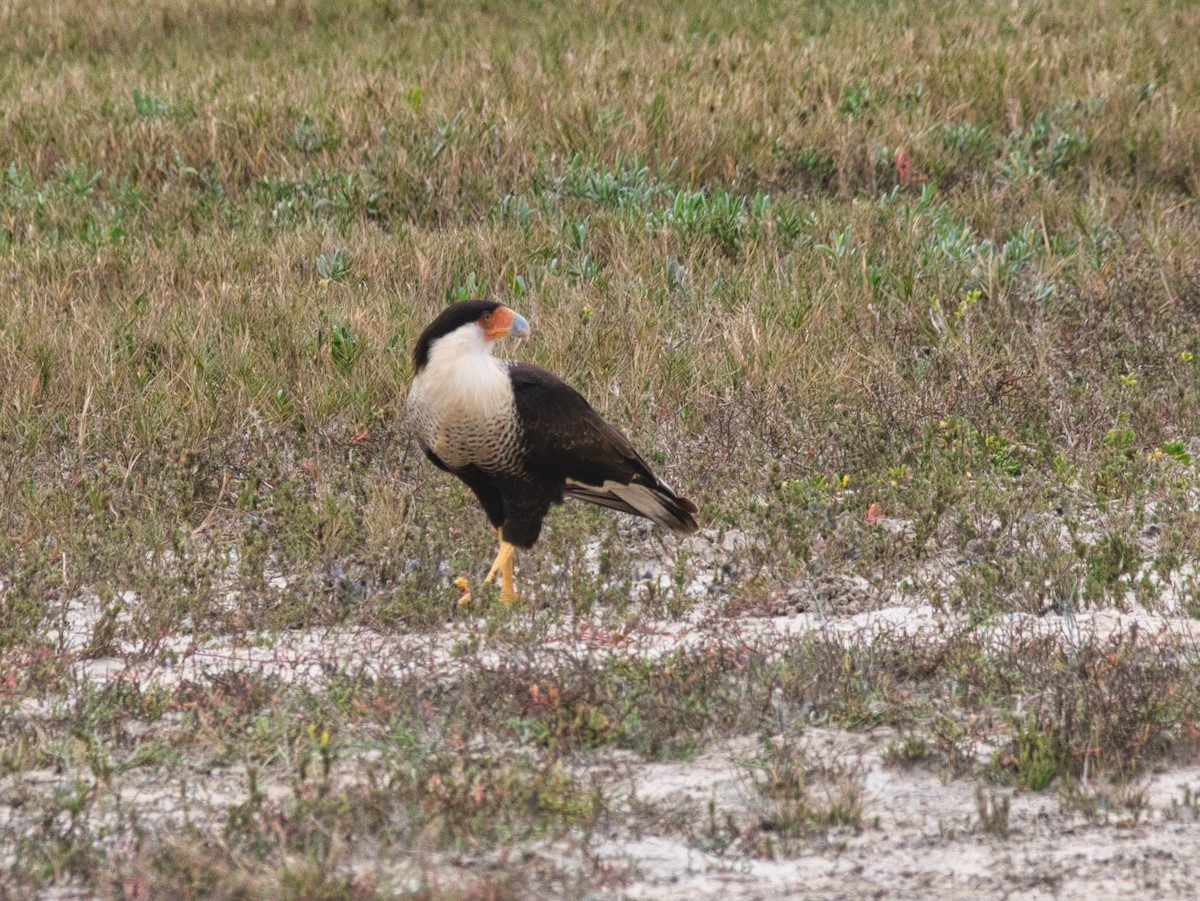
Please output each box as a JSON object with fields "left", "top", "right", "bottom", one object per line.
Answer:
{"left": 480, "top": 311, "right": 492, "bottom": 325}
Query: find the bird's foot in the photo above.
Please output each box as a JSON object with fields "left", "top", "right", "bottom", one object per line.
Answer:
{"left": 453, "top": 576, "right": 473, "bottom": 607}
{"left": 484, "top": 540, "right": 518, "bottom": 606}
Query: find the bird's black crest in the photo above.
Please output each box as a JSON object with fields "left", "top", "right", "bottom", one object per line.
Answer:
{"left": 412, "top": 300, "right": 503, "bottom": 372}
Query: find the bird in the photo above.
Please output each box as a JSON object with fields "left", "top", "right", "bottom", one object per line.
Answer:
{"left": 406, "top": 300, "right": 700, "bottom": 605}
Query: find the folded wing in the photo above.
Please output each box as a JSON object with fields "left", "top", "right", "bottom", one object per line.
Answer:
{"left": 507, "top": 362, "right": 699, "bottom": 535}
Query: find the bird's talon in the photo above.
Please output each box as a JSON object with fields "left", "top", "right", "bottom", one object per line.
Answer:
{"left": 453, "top": 577, "right": 473, "bottom": 607}
{"left": 484, "top": 540, "right": 518, "bottom": 605}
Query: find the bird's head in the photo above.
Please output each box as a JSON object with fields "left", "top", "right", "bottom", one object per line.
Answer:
{"left": 412, "top": 300, "right": 531, "bottom": 372}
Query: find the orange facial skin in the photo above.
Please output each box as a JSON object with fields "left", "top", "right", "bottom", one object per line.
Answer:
{"left": 481, "top": 306, "right": 531, "bottom": 340}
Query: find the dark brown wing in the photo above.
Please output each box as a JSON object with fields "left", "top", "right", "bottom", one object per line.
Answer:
{"left": 508, "top": 362, "right": 699, "bottom": 534}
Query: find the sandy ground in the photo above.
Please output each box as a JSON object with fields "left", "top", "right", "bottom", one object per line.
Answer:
{"left": 8, "top": 517, "right": 1200, "bottom": 898}
{"left": 582, "top": 732, "right": 1200, "bottom": 900}
{"left": 4, "top": 575, "right": 1200, "bottom": 899}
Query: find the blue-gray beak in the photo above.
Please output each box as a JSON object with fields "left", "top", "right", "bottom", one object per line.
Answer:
{"left": 509, "top": 312, "right": 531, "bottom": 339}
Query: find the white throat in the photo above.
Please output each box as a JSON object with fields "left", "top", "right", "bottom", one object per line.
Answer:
{"left": 420, "top": 323, "right": 509, "bottom": 396}
{"left": 407, "top": 322, "right": 517, "bottom": 470}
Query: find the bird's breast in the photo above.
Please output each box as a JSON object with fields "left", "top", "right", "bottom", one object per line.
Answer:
{"left": 407, "top": 361, "right": 523, "bottom": 472}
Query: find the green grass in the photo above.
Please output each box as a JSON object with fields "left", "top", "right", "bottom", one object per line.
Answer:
{"left": 3, "top": 0, "right": 1200, "bottom": 894}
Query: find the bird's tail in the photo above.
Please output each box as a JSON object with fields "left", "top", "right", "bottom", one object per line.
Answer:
{"left": 564, "top": 478, "right": 700, "bottom": 535}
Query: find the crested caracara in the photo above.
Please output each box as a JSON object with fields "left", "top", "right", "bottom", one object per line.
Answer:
{"left": 407, "top": 300, "right": 700, "bottom": 604}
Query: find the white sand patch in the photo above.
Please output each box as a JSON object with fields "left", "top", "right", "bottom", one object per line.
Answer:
{"left": 583, "top": 730, "right": 1200, "bottom": 900}
{"left": 45, "top": 591, "right": 1200, "bottom": 699}
{"left": 10, "top": 552, "right": 1200, "bottom": 898}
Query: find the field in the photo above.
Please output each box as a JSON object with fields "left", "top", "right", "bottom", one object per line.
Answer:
{"left": 3, "top": 0, "right": 1200, "bottom": 896}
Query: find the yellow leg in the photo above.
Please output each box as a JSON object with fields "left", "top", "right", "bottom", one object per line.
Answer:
{"left": 483, "top": 535, "right": 518, "bottom": 605}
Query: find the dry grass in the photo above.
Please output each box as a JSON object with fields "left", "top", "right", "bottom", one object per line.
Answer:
{"left": 3, "top": 0, "right": 1200, "bottom": 895}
